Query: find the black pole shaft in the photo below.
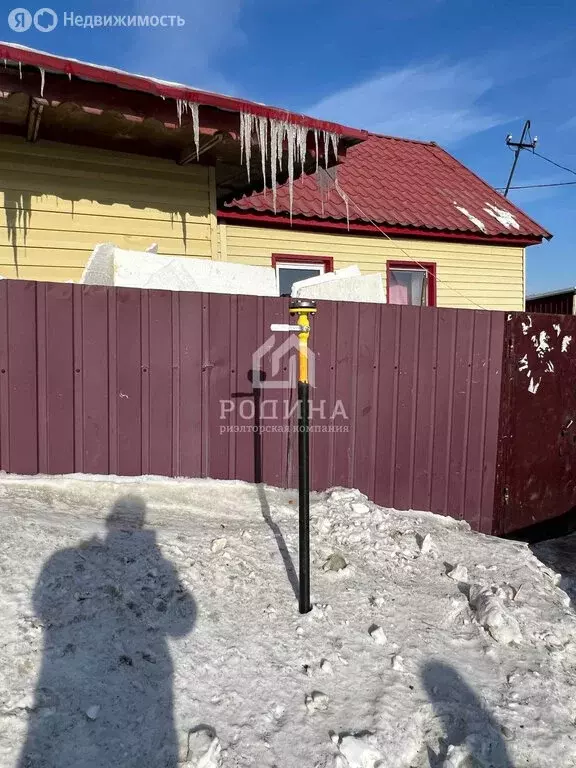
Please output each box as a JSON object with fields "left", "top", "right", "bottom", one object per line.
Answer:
{"left": 504, "top": 120, "right": 530, "bottom": 197}
{"left": 298, "top": 380, "right": 311, "bottom": 614}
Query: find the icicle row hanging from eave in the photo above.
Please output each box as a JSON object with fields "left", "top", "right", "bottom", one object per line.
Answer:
{"left": 239, "top": 112, "right": 340, "bottom": 219}
{"left": 25, "top": 68, "right": 340, "bottom": 206}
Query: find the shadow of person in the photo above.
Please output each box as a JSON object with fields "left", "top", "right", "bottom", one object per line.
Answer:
{"left": 421, "top": 661, "right": 513, "bottom": 767}
{"left": 18, "top": 495, "right": 196, "bottom": 768}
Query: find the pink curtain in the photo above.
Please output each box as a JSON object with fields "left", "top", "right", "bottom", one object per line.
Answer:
{"left": 388, "top": 277, "right": 409, "bottom": 305}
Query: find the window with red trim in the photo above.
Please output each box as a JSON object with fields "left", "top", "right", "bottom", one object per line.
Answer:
{"left": 386, "top": 261, "right": 437, "bottom": 306}
{"left": 272, "top": 254, "right": 334, "bottom": 297}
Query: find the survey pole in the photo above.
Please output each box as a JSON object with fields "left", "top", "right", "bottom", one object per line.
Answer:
{"left": 270, "top": 298, "right": 317, "bottom": 614}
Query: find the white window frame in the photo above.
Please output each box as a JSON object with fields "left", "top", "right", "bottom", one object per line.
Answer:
{"left": 275, "top": 261, "right": 326, "bottom": 295}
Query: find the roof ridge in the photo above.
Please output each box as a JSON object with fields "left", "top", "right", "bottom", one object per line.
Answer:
{"left": 365, "top": 131, "right": 436, "bottom": 147}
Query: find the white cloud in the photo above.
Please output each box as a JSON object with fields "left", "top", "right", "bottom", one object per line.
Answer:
{"left": 125, "top": 0, "right": 245, "bottom": 94}
{"left": 306, "top": 61, "right": 506, "bottom": 144}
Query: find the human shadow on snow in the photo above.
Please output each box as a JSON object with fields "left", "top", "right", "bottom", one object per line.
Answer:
{"left": 421, "top": 661, "right": 513, "bottom": 767}
{"left": 18, "top": 495, "right": 196, "bottom": 768}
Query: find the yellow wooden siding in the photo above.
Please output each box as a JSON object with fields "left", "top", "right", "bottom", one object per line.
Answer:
{"left": 0, "top": 136, "right": 527, "bottom": 310}
{"left": 222, "top": 224, "right": 526, "bottom": 310}
{"left": 0, "top": 136, "right": 212, "bottom": 282}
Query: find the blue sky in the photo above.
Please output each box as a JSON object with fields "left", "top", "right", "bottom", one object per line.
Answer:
{"left": 2, "top": 0, "right": 576, "bottom": 293}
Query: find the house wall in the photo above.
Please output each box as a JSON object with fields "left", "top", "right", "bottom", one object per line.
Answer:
{"left": 219, "top": 222, "right": 527, "bottom": 311}
{"left": 0, "top": 137, "right": 214, "bottom": 282}
{"left": 0, "top": 136, "right": 527, "bottom": 311}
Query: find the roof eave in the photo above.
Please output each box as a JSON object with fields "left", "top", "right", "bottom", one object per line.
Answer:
{"left": 527, "top": 287, "right": 576, "bottom": 301}
{"left": 0, "top": 42, "right": 368, "bottom": 140}
{"left": 218, "top": 209, "right": 546, "bottom": 247}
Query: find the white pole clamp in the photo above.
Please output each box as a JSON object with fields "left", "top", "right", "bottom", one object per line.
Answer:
{"left": 270, "top": 323, "right": 309, "bottom": 333}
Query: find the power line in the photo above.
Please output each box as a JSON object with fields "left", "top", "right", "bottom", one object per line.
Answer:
{"left": 531, "top": 149, "right": 576, "bottom": 178}
{"left": 496, "top": 146, "right": 576, "bottom": 190}
{"left": 495, "top": 180, "right": 576, "bottom": 191}
{"left": 337, "top": 185, "right": 488, "bottom": 311}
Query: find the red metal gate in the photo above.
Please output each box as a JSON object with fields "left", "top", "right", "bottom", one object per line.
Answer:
{"left": 493, "top": 312, "right": 576, "bottom": 535}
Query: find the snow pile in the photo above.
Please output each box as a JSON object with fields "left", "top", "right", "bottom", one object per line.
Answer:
{"left": 0, "top": 474, "right": 575, "bottom": 767}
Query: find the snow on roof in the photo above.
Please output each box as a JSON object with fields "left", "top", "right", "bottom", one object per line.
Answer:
{"left": 454, "top": 203, "right": 487, "bottom": 233}
{"left": 483, "top": 203, "right": 520, "bottom": 231}
{"left": 0, "top": 41, "right": 367, "bottom": 139}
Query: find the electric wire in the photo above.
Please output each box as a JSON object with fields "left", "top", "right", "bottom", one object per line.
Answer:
{"left": 496, "top": 180, "right": 576, "bottom": 191}
{"left": 531, "top": 149, "right": 576, "bottom": 177}
{"left": 337, "top": 185, "right": 490, "bottom": 311}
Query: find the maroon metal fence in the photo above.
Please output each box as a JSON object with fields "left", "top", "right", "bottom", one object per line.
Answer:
{"left": 0, "top": 280, "right": 572, "bottom": 535}
{"left": 493, "top": 312, "right": 576, "bottom": 535}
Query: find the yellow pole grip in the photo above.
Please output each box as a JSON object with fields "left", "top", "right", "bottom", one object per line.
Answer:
{"left": 296, "top": 313, "right": 310, "bottom": 384}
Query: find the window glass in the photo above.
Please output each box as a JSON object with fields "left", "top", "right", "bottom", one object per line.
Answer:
{"left": 276, "top": 264, "right": 324, "bottom": 296}
{"left": 389, "top": 268, "right": 428, "bottom": 306}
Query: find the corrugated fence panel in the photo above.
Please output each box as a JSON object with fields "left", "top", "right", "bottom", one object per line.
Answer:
{"left": 177, "top": 292, "right": 203, "bottom": 479}
{"left": 0, "top": 280, "right": 507, "bottom": 532}
{"left": 77, "top": 285, "right": 109, "bottom": 474}
{"left": 7, "top": 281, "right": 38, "bottom": 474}
{"left": 411, "top": 306, "right": 438, "bottom": 513}
{"left": 493, "top": 312, "right": 576, "bottom": 535}
{"left": 115, "top": 288, "right": 143, "bottom": 477}
{"left": 373, "top": 304, "right": 400, "bottom": 510}
{"left": 37, "top": 282, "right": 75, "bottom": 474}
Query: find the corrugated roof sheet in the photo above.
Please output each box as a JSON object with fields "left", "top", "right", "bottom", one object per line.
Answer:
{"left": 226, "top": 134, "right": 551, "bottom": 241}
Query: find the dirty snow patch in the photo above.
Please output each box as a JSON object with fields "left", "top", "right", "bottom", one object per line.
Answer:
{"left": 0, "top": 473, "right": 575, "bottom": 767}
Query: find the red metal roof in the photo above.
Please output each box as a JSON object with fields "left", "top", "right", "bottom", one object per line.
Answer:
{"left": 224, "top": 134, "right": 551, "bottom": 243}
{"left": 0, "top": 42, "right": 367, "bottom": 140}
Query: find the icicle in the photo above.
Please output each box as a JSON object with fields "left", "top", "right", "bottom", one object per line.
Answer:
{"left": 239, "top": 112, "right": 255, "bottom": 182}
{"left": 286, "top": 123, "right": 296, "bottom": 221}
{"left": 296, "top": 125, "right": 308, "bottom": 185}
{"left": 256, "top": 116, "right": 268, "bottom": 196}
{"left": 314, "top": 128, "right": 319, "bottom": 174}
{"left": 334, "top": 171, "right": 350, "bottom": 231}
{"left": 68, "top": 72, "right": 71, "bottom": 81}
{"left": 329, "top": 132, "right": 339, "bottom": 167}
{"left": 316, "top": 166, "right": 335, "bottom": 217}
{"left": 39, "top": 67, "right": 45, "bottom": 98}
{"left": 270, "top": 119, "right": 281, "bottom": 212}
{"left": 175, "top": 100, "right": 200, "bottom": 158}
{"left": 322, "top": 130, "right": 330, "bottom": 169}
{"left": 239, "top": 112, "right": 245, "bottom": 168}
{"left": 190, "top": 102, "right": 200, "bottom": 160}
{"left": 18, "top": 61, "right": 22, "bottom": 80}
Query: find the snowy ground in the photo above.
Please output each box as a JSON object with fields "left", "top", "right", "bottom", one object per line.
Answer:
{"left": 1, "top": 474, "right": 576, "bottom": 768}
